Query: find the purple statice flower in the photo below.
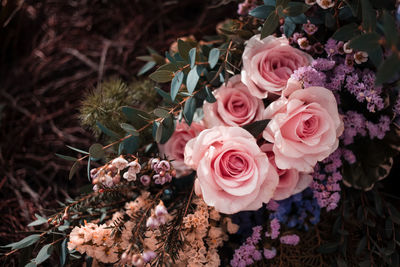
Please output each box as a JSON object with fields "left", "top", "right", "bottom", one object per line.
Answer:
{"left": 263, "top": 247, "right": 277, "bottom": 259}
{"left": 266, "top": 200, "right": 280, "bottom": 212}
{"left": 311, "top": 149, "right": 345, "bottom": 211}
{"left": 311, "top": 58, "right": 336, "bottom": 71}
{"left": 280, "top": 234, "right": 300, "bottom": 245}
{"left": 325, "top": 39, "right": 339, "bottom": 57}
{"left": 393, "top": 95, "right": 400, "bottom": 116}
{"left": 231, "top": 226, "right": 263, "bottom": 267}
{"left": 291, "top": 66, "right": 326, "bottom": 88}
{"left": 341, "top": 148, "right": 356, "bottom": 164}
{"left": 366, "top": 115, "right": 390, "bottom": 139}
{"left": 341, "top": 111, "right": 367, "bottom": 145}
{"left": 265, "top": 218, "right": 280, "bottom": 239}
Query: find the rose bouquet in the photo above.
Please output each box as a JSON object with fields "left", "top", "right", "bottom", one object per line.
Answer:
{"left": 2, "top": 0, "right": 400, "bottom": 266}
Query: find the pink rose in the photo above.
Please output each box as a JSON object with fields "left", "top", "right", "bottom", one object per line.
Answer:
{"left": 203, "top": 75, "right": 264, "bottom": 127}
{"left": 260, "top": 143, "right": 312, "bottom": 200}
{"left": 241, "top": 35, "right": 312, "bottom": 98}
{"left": 158, "top": 121, "right": 205, "bottom": 177}
{"left": 263, "top": 87, "right": 344, "bottom": 172}
{"left": 184, "top": 126, "right": 279, "bottom": 214}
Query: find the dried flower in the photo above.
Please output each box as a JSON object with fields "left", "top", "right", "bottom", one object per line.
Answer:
{"left": 316, "top": 0, "right": 335, "bottom": 9}
{"left": 111, "top": 156, "right": 129, "bottom": 170}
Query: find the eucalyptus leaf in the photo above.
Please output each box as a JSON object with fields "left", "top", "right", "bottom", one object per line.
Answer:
{"left": 189, "top": 48, "right": 196, "bottom": 69}
{"left": 137, "top": 61, "right": 156, "bottom": 76}
{"left": 186, "top": 66, "right": 200, "bottom": 94}
{"left": 3, "top": 234, "right": 40, "bottom": 250}
{"left": 156, "top": 87, "right": 173, "bottom": 102}
{"left": 153, "top": 108, "right": 171, "bottom": 118}
{"left": 55, "top": 154, "right": 77, "bottom": 162}
{"left": 69, "top": 161, "right": 80, "bottom": 180}
{"left": 120, "top": 123, "right": 139, "bottom": 136}
{"left": 383, "top": 10, "right": 398, "bottom": 47}
{"left": 361, "top": 0, "right": 376, "bottom": 32}
{"left": 249, "top": 5, "right": 275, "bottom": 19}
{"left": 183, "top": 97, "right": 196, "bottom": 126}
{"left": 119, "top": 135, "right": 139, "bottom": 154}
{"left": 149, "top": 70, "right": 174, "bottom": 83}
{"left": 261, "top": 11, "right": 279, "bottom": 39}
{"left": 205, "top": 87, "right": 216, "bottom": 103}
{"left": 96, "top": 122, "right": 120, "bottom": 139}
{"left": 28, "top": 214, "right": 48, "bottom": 227}
{"left": 25, "top": 262, "right": 37, "bottom": 267}
{"left": 171, "top": 71, "right": 184, "bottom": 101}
{"left": 35, "top": 243, "right": 53, "bottom": 265}
{"left": 208, "top": 48, "right": 220, "bottom": 69}
{"left": 349, "top": 32, "right": 380, "bottom": 52}
{"left": 66, "top": 145, "right": 89, "bottom": 155}
{"left": 177, "top": 39, "right": 192, "bottom": 61}
{"left": 283, "top": 2, "right": 309, "bottom": 17}
{"left": 89, "top": 143, "right": 105, "bottom": 159}
{"left": 60, "top": 239, "right": 68, "bottom": 267}
{"left": 284, "top": 17, "right": 296, "bottom": 37}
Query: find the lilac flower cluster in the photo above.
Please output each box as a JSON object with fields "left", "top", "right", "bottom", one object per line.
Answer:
{"left": 310, "top": 148, "right": 356, "bottom": 211}
{"left": 231, "top": 226, "right": 263, "bottom": 267}
{"left": 268, "top": 188, "right": 321, "bottom": 230}
{"left": 291, "top": 52, "right": 385, "bottom": 113}
{"left": 341, "top": 111, "right": 391, "bottom": 145}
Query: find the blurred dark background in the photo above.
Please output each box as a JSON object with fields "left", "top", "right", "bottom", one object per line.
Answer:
{"left": 0, "top": 0, "right": 237, "bottom": 264}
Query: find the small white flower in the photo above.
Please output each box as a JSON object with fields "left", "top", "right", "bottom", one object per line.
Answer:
{"left": 123, "top": 171, "right": 137, "bottom": 182}
{"left": 316, "top": 0, "right": 335, "bottom": 9}
{"left": 305, "top": 0, "right": 317, "bottom": 5}
{"left": 343, "top": 42, "right": 353, "bottom": 54}
{"left": 354, "top": 51, "right": 368, "bottom": 64}
{"left": 111, "top": 156, "right": 128, "bottom": 170}
{"left": 127, "top": 161, "right": 141, "bottom": 173}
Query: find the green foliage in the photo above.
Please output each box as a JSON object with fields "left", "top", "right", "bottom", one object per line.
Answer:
{"left": 79, "top": 79, "right": 157, "bottom": 137}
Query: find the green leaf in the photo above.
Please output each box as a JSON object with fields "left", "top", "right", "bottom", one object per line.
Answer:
{"left": 35, "top": 243, "right": 53, "bottom": 265}
{"left": 177, "top": 39, "right": 192, "bottom": 61}
{"left": 376, "top": 54, "right": 400, "bottom": 85}
{"left": 160, "top": 116, "right": 175, "bottom": 144}
{"left": 89, "top": 143, "right": 105, "bottom": 159}
{"left": 87, "top": 156, "right": 91, "bottom": 180}
{"left": 28, "top": 214, "right": 47, "bottom": 227}
{"left": 186, "top": 66, "right": 200, "bottom": 94}
{"left": 155, "top": 122, "right": 163, "bottom": 143}
{"left": 242, "top": 119, "right": 270, "bottom": 138}
{"left": 157, "top": 62, "right": 178, "bottom": 72}
{"left": 66, "top": 145, "right": 89, "bottom": 154}
{"left": 119, "top": 135, "right": 139, "bottom": 154}
{"left": 368, "top": 46, "right": 383, "bottom": 67}
{"left": 149, "top": 70, "right": 174, "bottom": 83}
{"left": 183, "top": 97, "right": 196, "bottom": 126}
{"left": 276, "top": 0, "right": 289, "bottom": 8}
{"left": 55, "top": 154, "right": 77, "bottom": 162}
{"left": 137, "top": 61, "right": 156, "bottom": 76}
{"left": 25, "top": 262, "right": 37, "bottom": 267}
{"left": 120, "top": 123, "right": 139, "bottom": 136}
{"left": 60, "top": 239, "right": 68, "bottom": 267}
{"left": 263, "top": 0, "right": 276, "bottom": 5}
{"left": 383, "top": 10, "right": 398, "bottom": 47}
{"left": 332, "top": 23, "right": 361, "bottom": 41}
{"left": 349, "top": 32, "right": 380, "bottom": 52}
{"left": 96, "top": 122, "right": 120, "bottom": 139}
{"left": 249, "top": 5, "right": 275, "bottom": 19}
{"left": 122, "top": 106, "right": 153, "bottom": 128}
{"left": 361, "top": 0, "right": 376, "bottom": 32}
{"left": 284, "top": 17, "right": 296, "bottom": 37}
{"left": 208, "top": 48, "right": 220, "bottom": 69}
{"left": 154, "top": 108, "right": 170, "bottom": 118}
{"left": 205, "top": 87, "right": 216, "bottom": 103}
{"left": 261, "top": 11, "right": 279, "bottom": 39}
{"left": 3, "top": 234, "right": 40, "bottom": 250}
{"left": 283, "top": 2, "right": 309, "bottom": 17}
{"left": 171, "top": 71, "right": 184, "bottom": 101}
{"left": 69, "top": 161, "right": 80, "bottom": 180}
{"left": 189, "top": 48, "right": 196, "bottom": 69}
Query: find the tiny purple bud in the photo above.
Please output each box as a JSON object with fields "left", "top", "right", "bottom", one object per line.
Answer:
{"left": 146, "top": 216, "right": 160, "bottom": 229}
{"left": 140, "top": 175, "right": 151, "bottom": 186}
{"left": 142, "top": 250, "right": 157, "bottom": 263}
